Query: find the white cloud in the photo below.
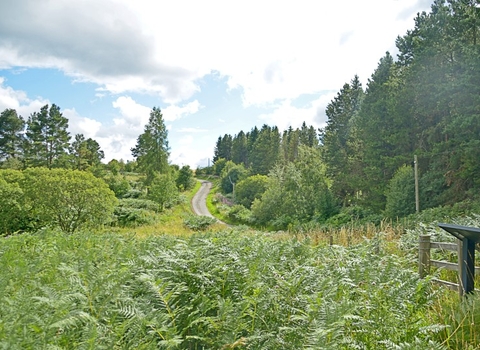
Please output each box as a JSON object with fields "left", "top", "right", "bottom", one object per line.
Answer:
{"left": 0, "top": 0, "right": 432, "bottom": 107}
{"left": 258, "top": 93, "right": 336, "bottom": 132}
{"left": 0, "top": 0, "right": 434, "bottom": 166}
{"left": 112, "top": 96, "right": 151, "bottom": 127}
{"left": 162, "top": 100, "right": 202, "bottom": 122}
{"left": 178, "top": 135, "right": 194, "bottom": 146}
{"left": 177, "top": 127, "right": 208, "bottom": 133}
{"left": 0, "top": 77, "right": 49, "bottom": 117}
{"left": 64, "top": 108, "right": 102, "bottom": 139}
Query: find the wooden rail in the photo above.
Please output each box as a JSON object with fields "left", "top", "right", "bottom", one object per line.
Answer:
{"left": 418, "top": 235, "right": 480, "bottom": 295}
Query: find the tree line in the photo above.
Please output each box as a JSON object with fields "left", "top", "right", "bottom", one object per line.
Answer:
{"left": 0, "top": 105, "right": 195, "bottom": 235}
{"left": 0, "top": 104, "right": 105, "bottom": 170}
{"left": 322, "top": 0, "right": 479, "bottom": 216}
{"left": 213, "top": 122, "right": 318, "bottom": 175}
{"left": 204, "top": 0, "right": 480, "bottom": 228}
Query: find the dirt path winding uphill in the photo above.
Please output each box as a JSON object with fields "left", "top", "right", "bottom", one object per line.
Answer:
{"left": 191, "top": 181, "right": 215, "bottom": 218}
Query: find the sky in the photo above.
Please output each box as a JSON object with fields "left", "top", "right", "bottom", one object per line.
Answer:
{"left": 0, "top": 0, "right": 433, "bottom": 168}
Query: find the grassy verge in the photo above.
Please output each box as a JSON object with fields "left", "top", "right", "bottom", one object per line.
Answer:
{"left": 109, "top": 179, "right": 223, "bottom": 238}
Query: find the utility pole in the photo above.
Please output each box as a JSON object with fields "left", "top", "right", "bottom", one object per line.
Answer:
{"left": 414, "top": 155, "right": 419, "bottom": 213}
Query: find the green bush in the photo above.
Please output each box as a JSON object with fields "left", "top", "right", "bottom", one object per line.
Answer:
{"left": 117, "top": 198, "right": 161, "bottom": 212}
{"left": 235, "top": 175, "right": 269, "bottom": 208}
{"left": 122, "top": 189, "right": 144, "bottom": 198}
{"left": 183, "top": 215, "right": 217, "bottom": 231}
{"left": 112, "top": 198, "right": 161, "bottom": 227}
{"left": 105, "top": 175, "right": 132, "bottom": 198}
{"left": 385, "top": 165, "right": 416, "bottom": 218}
{"left": 176, "top": 165, "right": 195, "bottom": 191}
{"left": 112, "top": 206, "right": 156, "bottom": 227}
{"left": 0, "top": 168, "right": 117, "bottom": 234}
{"left": 148, "top": 174, "right": 179, "bottom": 210}
{"left": 220, "top": 161, "right": 249, "bottom": 194}
{"left": 0, "top": 178, "right": 27, "bottom": 234}
{"left": 325, "top": 205, "right": 382, "bottom": 227}
{"left": 227, "top": 204, "right": 253, "bottom": 223}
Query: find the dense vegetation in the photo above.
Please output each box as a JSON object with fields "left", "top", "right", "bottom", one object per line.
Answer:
{"left": 2, "top": 227, "right": 478, "bottom": 349}
{"left": 0, "top": 105, "right": 197, "bottom": 235}
{"left": 201, "top": 0, "right": 480, "bottom": 229}
{"left": 1, "top": 1, "right": 480, "bottom": 349}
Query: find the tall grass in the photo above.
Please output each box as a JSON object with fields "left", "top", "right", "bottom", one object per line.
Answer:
{"left": 0, "top": 228, "right": 450, "bottom": 349}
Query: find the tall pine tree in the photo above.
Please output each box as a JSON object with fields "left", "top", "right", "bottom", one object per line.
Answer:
{"left": 0, "top": 109, "right": 25, "bottom": 161}
{"left": 321, "top": 75, "right": 364, "bottom": 205}
{"left": 24, "top": 104, "right": 70, "bottom": 168}
{"left": 131, "top": 107, "right": 170, "bottom": 184}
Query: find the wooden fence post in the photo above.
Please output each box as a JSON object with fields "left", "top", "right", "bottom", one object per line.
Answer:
{"left": 419, "top": 235, "right": 431, "bottom": 278}
{"left": 457, "top": 240, "right": 463, "bottom": 296}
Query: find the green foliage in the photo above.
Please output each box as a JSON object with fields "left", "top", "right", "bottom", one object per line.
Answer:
{"left": 112, "top": 199, "right": 158, "bottom": 227}
{"left": 69, "top": 133, "right": 104, "bottom": 170}
{"left": 231, "top": 130, "right": 248, "bottom": 166}
{"left": 195, "top": 165, "right": 213, "bottom": 177}
{"left": 183, "top": 215, "right": 217, "bottom": 231}
{"left": 252, "top": 147, "right": 337, "bottom": 229}
{"left": 147, "top": 173, "right": 179, "bottom": 210}
{"left": 220, "top": 161, "right": 249, "bottom": 194}
{"left": 213, "top": 134, "right": 232, "bottom": 162}
{"left": 0, "top": 156, "right": 23, "bottom": 170}
{"left": 249, "top": 124, "right": 281, "bottom": 175}
{"left": 131, "top": 107, "right": 170, "bottom": 184}
{"left": 175, "top": 165, "right": 195, "bottom": 191}
{"left": 320, "top": 75, "right": 364, "bottom": 204}
{"left": 122, "top": 189, "right": 144, "bottom": 199}
{"left": 117, "top": 198, "right": 161, "bottom": 212}
{"left": 21, "top": 168, "right": 117, "bottom": 233}
{"left": 0, "top": 230, "right": 448, "bottom": 349}
{"left": 227, "top": 204, "right": 253, "bottom": 223}
{"left": 24, "top": 104, "right": 71, "bottom": 168}
{"left": 0, "top": 108, "right": 25, "bottom": 161}
{"left": 213, "top": 157, "right": 228, "bottom": 176}
{"left": 385, "top": 165, "right": 416, "bottom": 218}
{"left": 0, "top": 178, "right": 26, "bottom": 234}
{"left": 325, "top": 205, "right": 383, "bottom": 228}
{"left": 235, "top": 174, "right": 269, "bottom": 208}
{"left": 104, "top": 174, "right": 132, "bottom": 198}
{"left": 435, "top": 292, "right": 480, "bottom": 349}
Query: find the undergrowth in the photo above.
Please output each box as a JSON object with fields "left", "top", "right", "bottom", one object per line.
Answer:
{"left": 0, "top": 228, "right": 453, "bottom": 349}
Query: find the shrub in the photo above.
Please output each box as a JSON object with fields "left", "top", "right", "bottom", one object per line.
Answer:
{"left": 183, "top": 215, "right": 217, "bottom": 231}
{"left": 121, "top": 189, "right": 144, "bottom": 199}
{"left": 235, "top": 175, "right": 269, "bottom": 208}
{"left": 385, "top": 165, "right": 416, "bottom": 218}
{"left": 176, "top": 165, "right": 195, "bottom": 191}
{"left": 117, "top": 198, "right": 161, "bottom": 212}
{"left": 105, "top": 175, "right": 132, "bottom": 198}
{"left": 220, "top": 161, "right": 249, "bottom": 194}
{"left": 112, "top": 206, "right": 156, "bottom": 227}
{"left": 227, "top": 204, "right": 253, "bottom": 223}
{"left": 148, "top": 174, "right": 179, "bottom": 210}
{"left": 1, "top": 168, "right": 117, "bottom": 233}
{"left": 0, "top": 178, "right": 26, "bottom": 234}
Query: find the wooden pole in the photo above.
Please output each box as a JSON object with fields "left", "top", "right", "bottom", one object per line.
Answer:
{"left": 457, "top": 240, "right": 463, "bottom": 297}
{"left": 414, "top": 155, "right": 420, "bottom": 213}
{"left": 419, "top": 235, "right": 430, "bottom": 278}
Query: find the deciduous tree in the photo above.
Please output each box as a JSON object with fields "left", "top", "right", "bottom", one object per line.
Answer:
{"left": 21, "top": 168, "right": 117, "bottom": 233}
